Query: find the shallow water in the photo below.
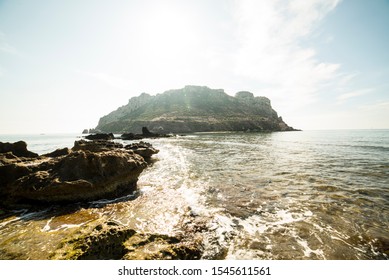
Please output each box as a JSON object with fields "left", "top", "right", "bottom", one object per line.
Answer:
{"left": 1, "top": 130, "right": 388, "bottom": 259}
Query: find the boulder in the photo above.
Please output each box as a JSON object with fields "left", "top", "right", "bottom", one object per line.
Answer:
{"left": 0, "top": 141, "right": 38, "bottom": 158}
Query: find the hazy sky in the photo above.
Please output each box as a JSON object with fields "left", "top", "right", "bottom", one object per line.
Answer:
{"left": 0, "top": 0, "right": 388, "bottom": 133}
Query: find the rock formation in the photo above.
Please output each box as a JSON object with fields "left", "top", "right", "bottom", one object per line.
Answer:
{"left": 0, "top": 140, "right": 158, "bottom": 208}
{"left": 95, "top": 85, "right": 297, "bottom": 134}
{"left": 50, "top": 216, "right": 205, "bottom": 260}
{"left": 125, "top": 141, "right": 159, "bottom": 159}
{"left": 0, "top": 141, "right": 39, "bottom": 158}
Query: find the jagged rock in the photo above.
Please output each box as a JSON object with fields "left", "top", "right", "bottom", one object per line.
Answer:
{"left": 0, "top": 141, "right": 38, "bottom": 158}
{"left": 125, "top": 141, "right": 159, "bottom": 158}
{"left": 96, "top": 85, "right": 298, "bottom": 133}
{"left": 0, "top": 140, "right": 159, "bottom": 208}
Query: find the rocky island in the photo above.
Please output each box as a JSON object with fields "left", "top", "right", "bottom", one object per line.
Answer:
{"left": 95, "top": 85, "right": 297, "bottom": 134}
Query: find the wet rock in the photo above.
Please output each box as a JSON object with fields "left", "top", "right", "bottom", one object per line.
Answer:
{"left": 51, "top": 219, "right": 204, "bottom": 260}
{"left": 51, "top": 222, "right": 137, "bottom": 260}
{"left": 125, "top": 141, "right": 159, "bottom": 159}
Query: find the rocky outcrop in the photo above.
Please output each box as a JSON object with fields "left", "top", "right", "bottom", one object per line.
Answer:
{"left": 0, "top": 141, "right": 39, "bottom": 158}
{"left": 42, "top": 148, "right": 70, "bottom": 158}
{"left": 95, "top": 85, "right": 297, "bottom": 134}
{"left": 0, "top": 140, "right": 159, "bottom": 208}
{"left": 125, "top": 141, "right": 159, "bottom": 159}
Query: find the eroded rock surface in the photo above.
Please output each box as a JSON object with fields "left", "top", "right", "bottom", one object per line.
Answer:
{"left": 51, "top": 212, "right": 206, "bottom": 260}
{"left": 0, "top": 140, "right": 158, "bottom": 208}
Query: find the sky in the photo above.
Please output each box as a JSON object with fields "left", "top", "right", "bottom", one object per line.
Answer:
{"left": 0, "top": 0, "right": 388, "bottom": 133}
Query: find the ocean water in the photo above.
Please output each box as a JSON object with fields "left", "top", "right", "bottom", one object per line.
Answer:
{"left": 0, "top": 130, "right": 388, "bottom": 259}
{"left": 0, "top": 133, "right": 82, "bottom": 155}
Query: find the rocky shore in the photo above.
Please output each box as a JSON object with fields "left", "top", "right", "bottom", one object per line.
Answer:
{"left": 0, "top": 139, "right": 216, "bottom": 260}
{"left": 0, "top": 140, "right": 158, "bottom": 208}
{"left": 50, "top": 209, "right": 208, "bottom": 260}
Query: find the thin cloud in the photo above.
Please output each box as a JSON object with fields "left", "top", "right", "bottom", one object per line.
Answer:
{"left": 232, "top": 0, "right": 342, "bottom": 106}
{"left": 336, "top": 88, "right": 372, "bottom": 105}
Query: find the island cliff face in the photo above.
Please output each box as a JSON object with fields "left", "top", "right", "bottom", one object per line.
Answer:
{"left": 96, "top": 86, "right": 296, "bottom": 134}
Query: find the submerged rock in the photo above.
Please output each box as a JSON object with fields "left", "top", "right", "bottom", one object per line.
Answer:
{"left": 0, "top": 140, "right": 159, "bottom": 208}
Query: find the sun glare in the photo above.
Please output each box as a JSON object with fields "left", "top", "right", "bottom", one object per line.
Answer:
{"left": 138, "top": 5, "right": 197, "bottom": 66}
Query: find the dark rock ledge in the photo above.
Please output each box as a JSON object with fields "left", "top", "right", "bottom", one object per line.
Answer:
{"left": 0, "top": 140, "right": 158, "bottom": 209}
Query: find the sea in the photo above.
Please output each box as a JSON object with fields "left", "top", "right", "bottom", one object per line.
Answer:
{"left": 0, "top": 130, "right": 388, "bottom": 260}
